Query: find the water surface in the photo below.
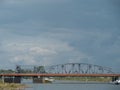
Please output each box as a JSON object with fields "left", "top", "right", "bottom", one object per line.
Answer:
{"left": 22, "top": 80, "right": 120, "bottom": 90}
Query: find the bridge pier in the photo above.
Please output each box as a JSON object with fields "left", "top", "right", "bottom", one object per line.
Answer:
{"left": 3, "top": 76, "right": 21, "bottom": 83}
{"left": 33, "top": 76, "right": 44, "bottom": 83}
{"left": 32, "top": 76, "right": 52, "bottom": 83}
{"left": 112, "top": 76, "right": 119, "bottom": 82}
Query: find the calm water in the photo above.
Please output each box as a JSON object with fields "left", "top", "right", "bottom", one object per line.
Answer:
{"left": 22, "top": 80, "right": 120, "bottom": 90}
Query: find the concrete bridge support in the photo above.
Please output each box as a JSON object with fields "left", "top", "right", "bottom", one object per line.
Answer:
{"left": 112, "top": 76, "right": 119, "bottom": 82}
{"left": 3, "top": 76, "right": 21, "bottom": 83}
{"left": 33, "top": 76, "right": 44, "bottom": 83}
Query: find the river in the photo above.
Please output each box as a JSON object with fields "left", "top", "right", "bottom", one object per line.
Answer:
{"left": 22, "top": 80, "right": 120, "bottom": 90}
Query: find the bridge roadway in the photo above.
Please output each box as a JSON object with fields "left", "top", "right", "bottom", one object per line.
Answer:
{"left": 0, "top": 73, "right": 120, "bottom": 77}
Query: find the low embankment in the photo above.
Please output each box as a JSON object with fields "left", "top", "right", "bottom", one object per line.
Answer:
{"left": 0, "top": 80, "right": 25, "bottom": 90}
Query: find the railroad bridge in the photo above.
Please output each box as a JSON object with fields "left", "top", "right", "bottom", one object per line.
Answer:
{"left": 0, "top": 63, "right": 120, "bottom": 83}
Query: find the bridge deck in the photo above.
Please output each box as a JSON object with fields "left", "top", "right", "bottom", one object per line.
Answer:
{"left": 0, "top": 73, "right": 120, "bottom": 77}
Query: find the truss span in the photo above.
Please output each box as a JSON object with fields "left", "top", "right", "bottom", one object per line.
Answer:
{"left": 15, "top": 63, "right": 113, "bottom": 74}
{"left": 45, "top": 63, "right": 113, "bottom": 74}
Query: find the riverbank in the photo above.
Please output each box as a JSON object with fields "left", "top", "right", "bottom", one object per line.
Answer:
{"left": 55, "top": 77, "right": 112, "bottom": 82}
{"left": 0, "top": 80, "right": 26, "bottom": 90}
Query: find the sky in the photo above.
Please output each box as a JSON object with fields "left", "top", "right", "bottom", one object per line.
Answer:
{"left": 0, "top": 0, "right": 120, "bottom": 72}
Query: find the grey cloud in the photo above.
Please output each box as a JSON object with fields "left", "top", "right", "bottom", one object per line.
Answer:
{"left": 0, "top": 0, "right": 120, "bottom": 72}
{"left": 0, "top": 0, "right": 119, "bottom": 30}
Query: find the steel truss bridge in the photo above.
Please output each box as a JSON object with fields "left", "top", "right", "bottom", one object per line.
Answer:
{"left": 15, "top": 63, "right": 113, "bottom": 74}
{"left": 0, "top": 63, "right": 120, "bottom": 84}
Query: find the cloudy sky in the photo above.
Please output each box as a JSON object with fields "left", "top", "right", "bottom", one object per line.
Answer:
{"left": 0, "top": 0, "right": 120, "bottom": 72}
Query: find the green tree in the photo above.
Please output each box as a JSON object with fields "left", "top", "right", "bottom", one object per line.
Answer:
{"left": 34, "top": 66, "right": 45, "bottom": 73}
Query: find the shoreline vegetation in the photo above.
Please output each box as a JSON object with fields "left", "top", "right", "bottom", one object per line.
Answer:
{"left": 0, "top": 80, "right": 26, "bottom": 90}
{"left": 55, "top": 77, "right": 112, "bottom": 82}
